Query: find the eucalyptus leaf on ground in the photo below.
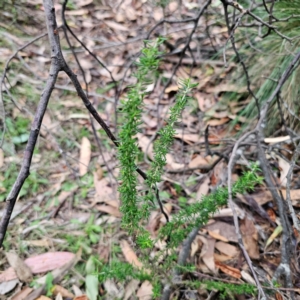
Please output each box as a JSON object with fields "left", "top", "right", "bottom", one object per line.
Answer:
{"left": 85, "top": 275, "right": 98, "bottom": 300}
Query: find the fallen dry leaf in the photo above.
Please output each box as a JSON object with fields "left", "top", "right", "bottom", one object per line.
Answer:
{"left": 136, "top": 133, "right": 154, "bottom": 159}
{"left": 277, "top": 155, "right": 289, "bottom": 187}
{"left": 177, "top": 66, "right": 190, "bottom": 79}
{"left": 120, "top": 240, "right": 143, "bottom": 269}
{"left": 40, "top": 112, "right": 52, "bottom": 136}
{"left": 65, "top": 9, "right": 89, "bottom": 15}
{"left": 165, "top": 85, "right": 178, "bottom": 93}
{"left": 0, "top": 252, "right": 75, "bottom": 283}
{"left": 210, "top": 160, "right": 227, "bottom": 187}
{"left": 154, "top": 239, "right": 168, "bottom": 252}
{"left": 248, "top": 191, "right": 273, "bottom": 206}
{"left": 212, "top": 111, "right": 228, "bottom": 119}
{"left": 77, "top": 0, "right": 93, "bottom": 7}
{"left": 125, "top": 6, "right": 137, "bottom": 21}
{"left": 195, "top": 92, "right": 215, "bottom": 112}
{"left": 142, "top": 115, "right": 157, "bottom": 129}
{"left": 205, "top": 221, "right": 238, "bottom": 243}
{"left": 241, "top": 270, "right": 256, "bottom": 285}
{"left": 96, "top": 205, "right": 121, "bottom": 217}
{"left": 166, "top": 153, "right": 184, "bottom": 170}
{"left": 241, "top": 194, "right": 275, "bottom": 225}
{"left": 115, "top": 12, "right": 125, "bottom": 22}
{"left": 212, "top": 208, "right": 234, "bottom": 218}
{"left": 240, "top": 218, "right": 260, "bottom": 259}
{"left": 275, "top": 292, "right": 284, "bottom": 300}
{"left": 250, "top": 189, "right": 300, "bottom": 207}
{"left": 160, "top": 203, "right": 172, "bottom": 224}
{"left": 282, "top": 189, "right": 300, "bottom": 206}
{"left": 0, "top": 279, "right": 19, "bottom": 295}
{"left": 208, "top": 230, "right": 228, "bottom": 242}
{"left": 206, "top": 83, "right": 247, "bottom": 94}
{"left": 104, "top": 279, "right": 123, "bottom": 299}
{"left": 26, "top": 249, "right": 81, "bottom": 300}
{"left": 190, "top": 236, "right": 202, "bottom": 257}
{"left": 124, "top": 279, "right": 140, "bottom": 300}
{"left": 72, "top": 285, "right": 84, "bottom": 296}
{"left": 213, "top": 253, "right": 232, "bottom": 262}
{"left": 97, "top": 245, "right": 110, "bottom": 263}
{"left": 73, "top": 296, "right": 88, "bottom": 300}
{"left": 267, "top": 208, "right": 277, "bottom": 223}
{"left": 102, "top": 199, "right": 120, "bottom": 209}
{"left": 206, "top": 118, "right": 229, "bottom": 126}
{"left": 215, "top": 241, "right": 238, "bottom": 257}
{"left": 54, "top": 293, "right": 63, "bottom": 300}
{"left": 168, "top": 1, "right": 178, "bottom": 12}
{"left": 5, "top": 252, "right": 32, "bottom": 283}
{"left": 199, "top": 236, "right": 216, "bottom": 273}
{"left": 146, "top": 211, "right": 160, "bottom": 236}
{"left": 0, "top": 268, "right": 19, "bottom": 285}
{"left": 49, "top": 189, "right": 75, "bottom": 210}
{"left": 266, "top": 225, "right": 283, "bottom": 248}
{"left": 264, "top": 136, "right": 290, "bottom": 144}
{"left": 153, "top": 7, "right": 163, "bottom": 21}
{"left": 174, "top": 130, "right": 202, "bottom": 144}
{"left": 136, "top": 281, "right": 153, "bottom": 300}
{"left": 215, "top": 261, "right": 241, "bottom": 279}
{"left": 104, "top": 21, "right": 129, "bottom": 31}
{"left": 195, "top": 176, "right": 210, "bottom": 201}
{"left": 22, "top": 239, "right": 51, "bottom": 248}
{"left": 95, "top": 164, "right": 104, "bottom": 180}
{"left": 188, "top": 155, "right": 209, "bottom": 169}
{"left": 79, "top": 137, "right": 91, "bottom": 176}
{"left": 94, "top": 176, "right": 113, "bottom": 201}
{"left": 52, "top": 285, "right": 74, "bottom": 298}
{"left": 11, "top": 286, "right": 33, "bottom": 300}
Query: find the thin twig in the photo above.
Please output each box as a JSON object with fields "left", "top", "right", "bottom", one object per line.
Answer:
{"left": 222, "top": 1, "right": 260, "bottom": 118}
{"left": 161, "top": 227, "right": 200, "bottom": 300}
{"left": 257, "top": 132, "right": 295, "bottom": 300}
{"left": 0, "top": 1, "right": 60, "bottom": 246}
{"left": 0, "top": 31, "right": 48, "bottom": 147}
{"left": 226, "top": 130, "right": 266, "bottom": 299}
{"left": 285, "top": 141, "right": 300, "bottom": 233}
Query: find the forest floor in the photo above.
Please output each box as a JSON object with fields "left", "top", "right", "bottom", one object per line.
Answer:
{"left": 0, "top": 0, "right": 299, "bottom": 299}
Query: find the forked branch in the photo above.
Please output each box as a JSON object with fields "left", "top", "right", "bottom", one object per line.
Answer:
{"left": 0, "top": 0, "right": 147, "bottom": 247}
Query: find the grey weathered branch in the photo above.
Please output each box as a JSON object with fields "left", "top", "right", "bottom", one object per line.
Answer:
{"left": 0, "top": 0, "right": 139, "bottom": 246}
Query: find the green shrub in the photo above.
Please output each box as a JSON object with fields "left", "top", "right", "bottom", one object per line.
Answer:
{"left": 114, "top": 38, "right": 262, "bottom": 298}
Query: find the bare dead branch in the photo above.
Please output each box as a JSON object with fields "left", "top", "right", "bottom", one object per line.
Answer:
{"left": 226, "top": 130, "right": 267, "bottom": 299}
{"left": 222, "top": 2, "right": 260, "bottom": 117}
{"left": 0, "top": 0, "right": 150, "bottom": 247}
{"left": 257, "top": 133, "right": 295, "bottom": 300}
{"left": 285, "top": 141, "right": 300, "bottom": 234}
{"left": 161, "top": 227, "right": 200, "bottom": 300}
{"left": 0, "top": 0, "right": 61, "bottom": 246}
